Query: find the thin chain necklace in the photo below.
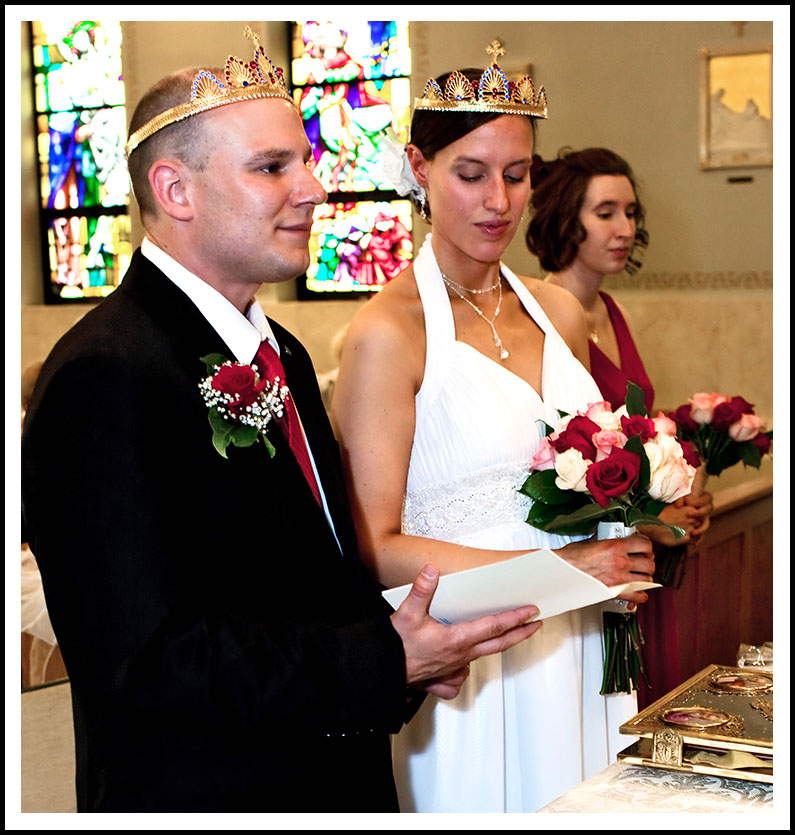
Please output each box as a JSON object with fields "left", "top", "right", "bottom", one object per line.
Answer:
{"left": 440, "top": 271, "right": 501, "bottom": 295}
{"left": 441, "top": 272, "right": 509, "bottom": 360}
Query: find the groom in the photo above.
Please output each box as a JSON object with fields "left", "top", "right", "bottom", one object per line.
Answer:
{"left": 21, "top": 30, "right": 541, "bottom": 812}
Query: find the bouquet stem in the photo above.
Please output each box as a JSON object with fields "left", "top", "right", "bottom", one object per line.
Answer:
{"left": 597, "top": 522, "right": 651, "bottom": 695}
{"left": 600, "top": 612, "right": 650, "bottom": 695}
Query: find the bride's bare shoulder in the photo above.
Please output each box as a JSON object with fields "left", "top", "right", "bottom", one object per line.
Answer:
{"left": 344, "top": 267, "right": 425, "bottom": 358}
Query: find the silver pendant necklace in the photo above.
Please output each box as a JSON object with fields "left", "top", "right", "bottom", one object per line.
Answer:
{"left": 441, "top": 271, "right": 509, "bottom": 360}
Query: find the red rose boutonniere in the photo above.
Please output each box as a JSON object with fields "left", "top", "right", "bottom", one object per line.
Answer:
{"left": 198, "top": 353, "right": 288, "bottom": 459}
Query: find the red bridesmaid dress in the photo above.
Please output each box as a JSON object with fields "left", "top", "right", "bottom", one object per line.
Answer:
{"left": 589, "top": 292, "right": 681, "bottom": 709}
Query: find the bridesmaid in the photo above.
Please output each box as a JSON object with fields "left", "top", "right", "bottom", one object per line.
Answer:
{"left": 526, "top": 147, "right": 713, "bottom": 706}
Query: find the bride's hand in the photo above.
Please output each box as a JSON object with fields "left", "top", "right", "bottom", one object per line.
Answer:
{"left": 555, "top": 534, "right": 655, "bottom": 605}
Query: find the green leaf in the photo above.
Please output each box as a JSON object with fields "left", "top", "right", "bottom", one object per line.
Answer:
{"left": 623, "top": 434, "right": 650, "bottom": 493}
{"left": 212, "top": 431, "right": 230, "bottom": 459}
{"left": 208, "top": 408, "right": 233, "bottom": 437}
{"left": 519, "top": 469, "right": 570, "bottom": 505}
{"left": 200, "top": 353, "right": 230, "bottom": 373}
{"left": 738, "top": 441, "right": 762, "bottom": 469}
{"left": 626, "top": 509, "right": 686, "bottom": 541}
{"left": 538, "top": 420, "right": 557, "bottom": 437}
{"left": 262, "top": 435, "right": 276, "bottom": 459}
{"left": 545, "top": 500, "right": 623, "bottom": 534}
{"left": 230, "top": 423, "right": 258, "bottom": 448}
{"left": 625, "top": 381, "right": 648, "bottom": 417}
{"left": 638, "top": 497, "right": 666, "bottom": 517}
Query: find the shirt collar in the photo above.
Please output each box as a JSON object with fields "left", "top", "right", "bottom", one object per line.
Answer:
{"left": 141, "top": 237, "right": 277, "bottom": 364}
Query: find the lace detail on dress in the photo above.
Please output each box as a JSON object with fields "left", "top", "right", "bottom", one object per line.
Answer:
{"left": 402, "top": 461, "right": 532, "bottom": 543}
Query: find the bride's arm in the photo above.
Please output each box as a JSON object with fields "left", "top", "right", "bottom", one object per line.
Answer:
{"left": 331, "top": 288, "right": 524, "bottom": 588}
{"left": 332, "top": 284, "right": 655, "bottom": 596}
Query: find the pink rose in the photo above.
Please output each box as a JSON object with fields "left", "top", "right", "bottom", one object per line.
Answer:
{"left": 728, "top": 413, "right": 764, "bottom": 442}
{"left": 585, "top": 448, "right": 641, "bottom": 508}
{"left": 689, "top": 392, "right": 729, "bottom": 424}
{"left": 713, "top": 396, "right": 756, "bottom": 432}
{"left": 529, "top": 436, "right": 556, "bottom": 471}
{"left": 653, "top": 411, "right": 678, "bottom": 437}
{"left": 592, "top": 429, "right": 628, "bottom": 461}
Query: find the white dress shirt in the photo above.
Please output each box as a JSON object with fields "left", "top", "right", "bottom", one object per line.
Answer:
{"left": 141, "top": 238, "right": 340, "bottom": 549}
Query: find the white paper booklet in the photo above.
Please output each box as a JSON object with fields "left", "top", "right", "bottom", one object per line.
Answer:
{"left": 381, "top": 549, "right": 660, "bottom": 624}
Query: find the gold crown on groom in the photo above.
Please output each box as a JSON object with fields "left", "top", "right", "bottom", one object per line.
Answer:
{"left": 125, "top": 26, "right": 293, "bottom": 158}
{"left": 414, "top": 40, "right": 548, "bottom": 119}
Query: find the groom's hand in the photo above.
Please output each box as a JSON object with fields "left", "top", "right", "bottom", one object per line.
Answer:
{"left": 390, "top": 563, "right": 542, "bottom": 697}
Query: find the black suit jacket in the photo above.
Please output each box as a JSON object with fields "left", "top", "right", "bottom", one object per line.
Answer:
{"left": 21, "top": 251, "right": 408, "bottom": 812}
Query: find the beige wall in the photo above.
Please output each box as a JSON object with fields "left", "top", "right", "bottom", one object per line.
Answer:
{"left": 20, "top": 19, "right": 775, "bottom": 424}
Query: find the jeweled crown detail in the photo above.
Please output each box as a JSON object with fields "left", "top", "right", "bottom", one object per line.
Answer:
{"left": 414, "top": 40, "right": 548, "bottom": 119}
{"left": 125, "top": 26, "right": 293, "bottom": 157}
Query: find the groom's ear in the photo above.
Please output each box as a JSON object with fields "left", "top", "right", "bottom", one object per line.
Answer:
{"left": 406, "top": 144, "right": 430, "bottom": 189}
{"left": 148, "top": 158, "right": 194, "bottom": 222}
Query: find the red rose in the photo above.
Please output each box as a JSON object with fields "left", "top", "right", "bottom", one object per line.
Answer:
{"left": 551, "top": 415, "right": 601, "bottom": 460}
{"left": 712, "top": 396, "right": 755, "bottom": 431}
{"left": 585, "top": 448, "right": 642, "bottom": 508}
{"left": 620, "top": 414, "right": 656, "bottom": 443}
{"left": 678, "top": 439, "right": 702, "bottom": 469}
{"left": 211, "top": 364, "right": 264, "bottom": 414}
{"left": 669, "top": 404, "right": 698, "bottom": 434}
{"left": 751, "top": 433, "right": 771, "bottom": 455}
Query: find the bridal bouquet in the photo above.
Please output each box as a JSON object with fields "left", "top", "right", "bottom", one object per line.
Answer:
{"left": 521, "top": 382, "right": 699, "bottom": 538}
{"left": 520, "top": 382, "right": 699, "bottom": 694}
{"left": 668, "top": 393, "right": 772, "bottom": 482}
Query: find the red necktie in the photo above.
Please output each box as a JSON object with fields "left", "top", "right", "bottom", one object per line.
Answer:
{"left": 253, "top": 340, "right": 322, "bottom": 507}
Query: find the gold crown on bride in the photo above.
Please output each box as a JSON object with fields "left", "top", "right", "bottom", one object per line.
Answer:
{"left": 125, "top": 26, "right": 293, "bottom": 157}
{"left": 414, "top": 40, "right": 548, "bottom": 119}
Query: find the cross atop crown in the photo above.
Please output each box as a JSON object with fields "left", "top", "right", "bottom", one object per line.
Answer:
{"left": 486, "top": 40, "right": 506, "bottom": 61}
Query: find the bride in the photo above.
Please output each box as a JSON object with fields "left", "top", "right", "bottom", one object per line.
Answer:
{"left": 332, "top": 51, "right": 655, "bottom": 812}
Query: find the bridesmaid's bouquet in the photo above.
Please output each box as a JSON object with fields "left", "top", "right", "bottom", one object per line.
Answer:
{"left": 668, "top": 392, "right": 772, "bottom": 480}
{"left": 520, "top": 382, "right": 699, "bottom": 694}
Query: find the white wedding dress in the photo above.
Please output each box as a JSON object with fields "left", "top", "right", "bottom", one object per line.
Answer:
{"left": 394, "top": 237, "right": 636, "bottom": 812}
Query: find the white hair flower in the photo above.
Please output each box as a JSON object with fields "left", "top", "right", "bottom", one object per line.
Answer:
{"left": 382, "top": 140, "right": 426, "bottom": 206}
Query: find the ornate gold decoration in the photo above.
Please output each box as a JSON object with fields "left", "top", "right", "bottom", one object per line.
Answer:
{"left": 652, "top": 728, "right": 683, "bottom": 766}
{"left": 414, "top": 41, "right": 548, "bottom": 118}
{"left": 125, "top": 26, "right": 293, "bottom": 157}
{"left": 751, "top": 699, "right": 773, "bottom": 721}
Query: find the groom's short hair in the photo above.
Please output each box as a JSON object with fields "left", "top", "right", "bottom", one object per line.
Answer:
{"left": 126, "top": 68, "right": 218, "bottom": 223}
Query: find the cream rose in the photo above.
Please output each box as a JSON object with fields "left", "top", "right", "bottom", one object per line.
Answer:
{"left": 647, "top": 456, "right": 697, "bottom": 503}
{"left": 652, "top": 411, "right": 678, "bottom": 437}
{"left": 644, "top": 433, "right": 696, "bottom": 501}
{"left": 554, "top": 448, "right": 590, "bottom": 493}
{"left": 581, "top": 401, "right": 621, "bottom": 431}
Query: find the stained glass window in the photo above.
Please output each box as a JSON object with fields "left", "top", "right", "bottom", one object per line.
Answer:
{"left": 30, "top": 20, "right": 131, "bottom": 302}
{"left": 291, "top": 21, "right": 413, "bottom": 297}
